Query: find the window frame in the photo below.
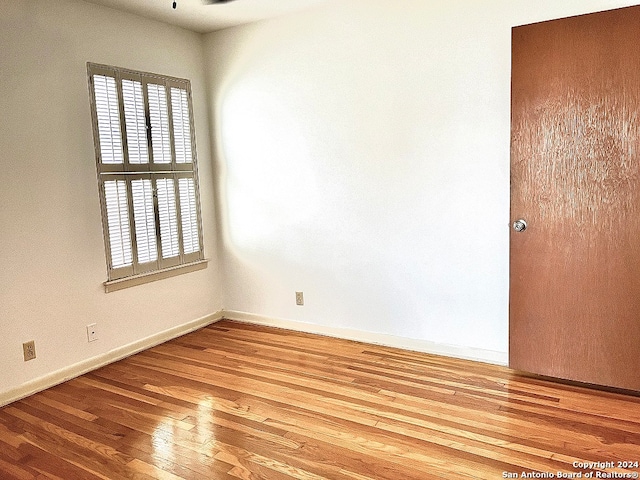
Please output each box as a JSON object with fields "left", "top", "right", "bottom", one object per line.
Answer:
{"left": 87, "top": 63, "right": 206, "bottom": 291}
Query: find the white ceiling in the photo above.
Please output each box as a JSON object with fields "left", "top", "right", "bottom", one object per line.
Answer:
{"left": 83, "top": 0, "right": 332, "bottom": 33}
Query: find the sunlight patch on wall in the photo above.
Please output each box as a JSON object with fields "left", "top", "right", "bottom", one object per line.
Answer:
{"left": 219, "top": 80, "right": 320, "bottom": 253}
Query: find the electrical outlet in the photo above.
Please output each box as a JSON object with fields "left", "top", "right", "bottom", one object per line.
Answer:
{"left": 295, "top": 291, "right": 304, "bottom": 306}
{"left": 23, "top": 341, "right": 36, "bottom": 362}
{"left": 86, "top": 323, "right": 98, "bottom": 342}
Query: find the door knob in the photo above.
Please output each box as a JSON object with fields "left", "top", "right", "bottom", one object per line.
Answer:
{"left": 513, "top": 219, "right": 527, "bottom": 232}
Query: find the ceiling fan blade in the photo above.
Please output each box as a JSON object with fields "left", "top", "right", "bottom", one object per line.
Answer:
{"left": 202, "top": 0, "right": 236, "bottom": 4}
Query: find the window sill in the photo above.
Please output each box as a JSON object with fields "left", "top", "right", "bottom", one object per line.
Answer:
{"left": 104, "top": 259, "right": 209, "bottom": 293}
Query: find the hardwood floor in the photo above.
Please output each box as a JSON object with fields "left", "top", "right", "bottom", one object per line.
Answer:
{"left": 1, "top": 320, "right": 640, "bottom": 479}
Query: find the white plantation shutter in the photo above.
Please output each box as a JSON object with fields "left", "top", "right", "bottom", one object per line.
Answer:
{"left": 89, "top": 64, "right": 203, "bottom": 283}
{"left": 103, "top": 180, "right": 132, "bottom": 268}
{"left": 131, "top": 179, "right": 158, "bottom": 264}
{"left": 94, "top": 75, "right": 123, "bottom": 165}
{"left": 156, "top": 178, "right": 180, "bottom": 259}
{"left": 171, "top": 87, "right": 192, "bottom": 164}
{"left": 179, "top": 177, "right": 199, "bottom": 255}
{"left": 122, "top": 79, "right": 148, "bottom": 165}
{"left": 147, "top": 83, "right": 172, "bottom": 164}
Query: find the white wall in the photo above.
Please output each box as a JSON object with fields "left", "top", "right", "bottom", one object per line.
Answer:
{"left": 204, "top": 0, "right": 640, "bottom": 361}
{"left": 0, "top": 0, "right": 223, "bottom": 401}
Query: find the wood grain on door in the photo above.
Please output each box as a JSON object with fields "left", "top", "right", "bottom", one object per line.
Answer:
{"left": 510, "top": 5, "right": 640, "bottom": 391}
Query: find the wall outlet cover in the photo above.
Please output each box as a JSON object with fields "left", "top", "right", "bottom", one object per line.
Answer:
{"left": 87, "top": 324, "right": 98, "bottom": 342}
{"left": 23, "top": 341, "right": 36, "bottom": 361}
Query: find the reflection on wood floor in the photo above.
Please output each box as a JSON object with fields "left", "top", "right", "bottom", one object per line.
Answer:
{"left": 1, "top": 320, "right": 639, "bottom": 479}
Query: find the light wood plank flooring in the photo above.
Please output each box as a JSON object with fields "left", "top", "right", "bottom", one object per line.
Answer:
{"left": 1, "top": 320, "right": 640, "bottom": 479}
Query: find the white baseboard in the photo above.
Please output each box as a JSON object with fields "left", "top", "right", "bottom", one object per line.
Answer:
{"left": 222, "top": 310, "right": 508, "bottom": 366}
{"left": 0, "top": 310, "right": 224, "bottom": 407}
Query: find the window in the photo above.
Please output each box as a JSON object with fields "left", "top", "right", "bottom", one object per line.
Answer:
{"left": 87, "top": 63, "right": 205, "bottom": 290}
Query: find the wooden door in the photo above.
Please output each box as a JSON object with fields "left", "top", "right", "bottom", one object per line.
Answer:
{"left": 510, "top": 6, "right": 640, "bottom": 391}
